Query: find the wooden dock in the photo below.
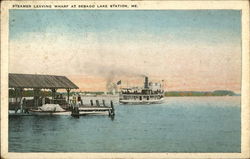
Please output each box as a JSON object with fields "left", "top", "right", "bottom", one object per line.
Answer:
{"left": 9, "top": 100, "right": 115, "bottom": 118}
{"left": 71, "top": 100, "right": 115, "bottom": 118}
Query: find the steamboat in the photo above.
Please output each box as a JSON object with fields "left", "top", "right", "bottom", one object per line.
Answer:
{"left": 119, "top": 77, "right": 165, "bottom": 104}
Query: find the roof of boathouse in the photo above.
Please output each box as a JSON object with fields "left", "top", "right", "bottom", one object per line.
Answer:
{"left": 9, "top": 73, "right": 79, "bottom": 89}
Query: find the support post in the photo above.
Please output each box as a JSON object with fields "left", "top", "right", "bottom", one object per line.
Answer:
{"left": 20, "top": 88, "right": 24, "bottom": 100}
{"left": 33, "top": 88, "right": 41, "bottom": 107}
{"left": 20, "top": 88, "right": 24, "bottom": 112}
{"left": 66, "top": 89, "right": 71, "bottom": 103}
{"left": 90, "top": 100, "right": 93, "bottom": 106}
{"left": 102, "top": 100, "right": 106, "bottom": 107}
{"left": 41, "top": 89, "right": 45, "bottom": 105}
{"left": 14, "top": 88, "right": 18, "bottom": 113}
{"left": 14, "top": 88, "right": 18, "bottom": 105}
{"left": 51, "top": 88, "right": 57, "bottom": 104}
{"left": 33, "top": 88, "right": 36, "bottom": 107}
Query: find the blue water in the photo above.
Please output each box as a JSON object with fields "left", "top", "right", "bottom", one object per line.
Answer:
{"left": 9, "top": 96, "right": 241, "bottom": 152}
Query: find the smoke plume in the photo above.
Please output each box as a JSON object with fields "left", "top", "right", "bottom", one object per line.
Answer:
{"left": 83, "top": 62, "right": 146, "bottom": 92}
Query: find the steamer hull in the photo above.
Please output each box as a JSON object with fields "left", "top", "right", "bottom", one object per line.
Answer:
{"left": 120, "top": 98, "right": 165, "bottom": 105}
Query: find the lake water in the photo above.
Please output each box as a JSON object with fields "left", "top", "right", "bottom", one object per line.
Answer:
{"left": 9, "top": 96, "right": 241, "bottom": 152}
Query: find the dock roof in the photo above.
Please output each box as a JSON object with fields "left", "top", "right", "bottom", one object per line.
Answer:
{"left": 9, "top": 73, "right": 79, "bottom": 89}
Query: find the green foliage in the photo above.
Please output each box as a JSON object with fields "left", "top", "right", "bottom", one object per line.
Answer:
{"left": 165, "top": 90, "right": 237, "bottom": 97}
{"left": 212, "top": 90, "right": 236, "bottom": 96}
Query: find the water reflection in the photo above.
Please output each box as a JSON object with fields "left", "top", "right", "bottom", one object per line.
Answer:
{"left": 109, "top": 115, "right": 115, "bottom": 121}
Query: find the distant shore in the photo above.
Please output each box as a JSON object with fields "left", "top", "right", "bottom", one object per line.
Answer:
{"left": 164, "top": 90, "right": 240, "bottom": 97}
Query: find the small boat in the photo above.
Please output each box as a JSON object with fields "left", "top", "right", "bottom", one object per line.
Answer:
{"left": 29, "top": 110, "right": 71, "bottom": 115}
{"left": 119, "top": 76, "right": 165, "bottom": 105}
{"left": 29, "top": 104, "right": 71, "bottom": 115}
{"left": 9, "top": 110, "right": 33, "bottom": 116}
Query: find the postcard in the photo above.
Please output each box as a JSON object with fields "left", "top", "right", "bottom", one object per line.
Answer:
{"left": 1, "top": 0, "right": 249, "bottom": 159}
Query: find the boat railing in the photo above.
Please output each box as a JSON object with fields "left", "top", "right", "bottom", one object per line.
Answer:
{"left": 121, "top": 89, "right": 164, "bottom": 94}
{"left": 121, "top": 92, "right": 164, "bottom": 95}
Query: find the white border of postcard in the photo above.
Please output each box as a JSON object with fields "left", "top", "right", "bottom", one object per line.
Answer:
{"left": 1, "top": 1, "right": 249, "bottom": 159}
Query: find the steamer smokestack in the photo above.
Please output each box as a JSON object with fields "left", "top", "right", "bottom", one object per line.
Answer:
{"left": 144, "top": 76, "right": 149, "bottom": 89}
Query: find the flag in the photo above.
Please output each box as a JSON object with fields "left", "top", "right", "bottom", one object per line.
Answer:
{"left": 117, "top": 80, "right": 121, "bottom": 85}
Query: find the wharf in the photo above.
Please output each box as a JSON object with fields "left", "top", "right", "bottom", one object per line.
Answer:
{"left": 9, "top": 101, "right": 115, "bottom": 118}
{"left": 79, "top": 106, "right": 112, "bottom": 111}
{"left": 71, "top": 101, "right": 115, "bottom": 118}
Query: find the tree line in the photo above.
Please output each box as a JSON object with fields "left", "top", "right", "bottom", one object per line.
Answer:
{"left": 164, "top": 90, "right": 237, "bottom": 96}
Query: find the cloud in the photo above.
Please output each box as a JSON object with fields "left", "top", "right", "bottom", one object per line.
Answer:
{"left": 9, "top": 31, "right": 241, "bottom": 91}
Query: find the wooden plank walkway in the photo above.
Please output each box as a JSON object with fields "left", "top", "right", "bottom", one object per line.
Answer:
{"left": 71, "top": 101, "right": 115, "bottom": 118}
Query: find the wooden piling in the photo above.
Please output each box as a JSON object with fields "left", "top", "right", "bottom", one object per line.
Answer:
{"left": 71, "top": 106, "right": 79, "bottom": 118}
{"left": 90, "top": 100, "right": 93, "bottom": 106}
{"left": 110, "top": 100, "right": 114, "bottom": 108}
{"left": 102, "top": 100, "right": 106, "bottom": 107}
{"left": 96, "top": 100, "right": 100, "bottom": 107}
{"left": 109, "top": 100, "right": 115, "bottom": 117}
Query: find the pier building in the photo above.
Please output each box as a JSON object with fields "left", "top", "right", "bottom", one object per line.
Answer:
{"left": 9, "top": 73, "right": 78, "bottom": 110}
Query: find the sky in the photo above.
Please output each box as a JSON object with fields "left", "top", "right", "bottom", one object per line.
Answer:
{"left": 9, "top": 10, "right": 242, "bottom": 92}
